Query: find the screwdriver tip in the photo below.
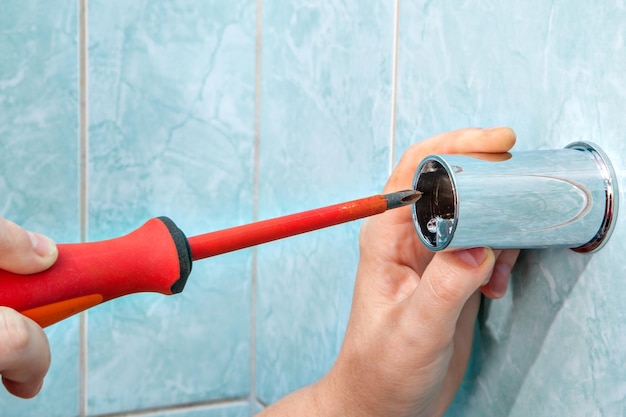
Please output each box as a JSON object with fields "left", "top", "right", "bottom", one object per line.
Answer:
{"left": 384, "top": 189, "right": 423, "bottom": 210}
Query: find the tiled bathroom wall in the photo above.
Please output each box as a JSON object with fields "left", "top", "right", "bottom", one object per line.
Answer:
{"left": 1, "top": 1, "right": 625, "bottom": 416}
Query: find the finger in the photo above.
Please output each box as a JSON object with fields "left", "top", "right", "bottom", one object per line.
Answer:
{"left": 384, "top": 127, "right": 516, "bottom": 192}
{"left": 417, "top": 126, "right": 516, "bottom": 155}
{"left": 0, "top": 217, "right": 58, "bottom": 274}
{"left": 0, "top": 307, "right": 51, "bottom": 398}
{"left": 481, "top": 249, "right": 520, "bottom": 299}
{"left": 410, "top": 248, "right": 496, "bottom": 344}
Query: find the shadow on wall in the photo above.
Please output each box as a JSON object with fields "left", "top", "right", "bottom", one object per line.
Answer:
{"left": 451, "top": 248, "right": 591, "bottom": 416}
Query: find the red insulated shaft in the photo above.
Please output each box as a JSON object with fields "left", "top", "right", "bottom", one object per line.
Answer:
{"left": 188, "top": 194, "right": 389, "bottom": 260}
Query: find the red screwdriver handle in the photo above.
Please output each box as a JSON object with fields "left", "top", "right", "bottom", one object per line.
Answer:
{"left": 0, "top": 217, "right": 192, "bottom": 328}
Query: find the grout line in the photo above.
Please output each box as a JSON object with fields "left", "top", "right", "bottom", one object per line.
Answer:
{"left": 78, "top": 0, "right": 89, "bottom": 415}
{"left": 79, "top": 313, "right": 88, "bottom": 417}
{"left": 250, "top": 0, "right": 263, "bottom": 413}
{"left": 389, "top": 0, "right": 400, "bottom": 174}
{"left": 89, "top": 397, "right": 250, "bottom": 417}
{"left": 78, "top": 0, "right": 88, "bottom": 241}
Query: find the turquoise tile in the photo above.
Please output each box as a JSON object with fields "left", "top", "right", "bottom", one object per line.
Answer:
{"left": 0, "top": 1, "right": 80, "bottom": 416}
{"left": 255, "top": 0, "right": 394, "bottom": 404}
{"left": 396, "top": 1, "right": 558, "bottom": 157}
{"left": 396, "top": 1, "right": 626, "bottom": 416}
{"left": 0, "top": 0, "right": 79, "bottom": 241}
{"left": 86, "top": 0, "right": 256, "bottom": 414}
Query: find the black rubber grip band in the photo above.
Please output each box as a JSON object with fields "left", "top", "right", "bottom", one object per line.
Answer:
{"left": 157, "top": 216, "right": 193, "bottom": 294}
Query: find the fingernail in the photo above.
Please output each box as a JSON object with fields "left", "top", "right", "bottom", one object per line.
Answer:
{"left": 28, "top": 232, "right": 57, "bottom": 258}
{"left": 454, "top": 247, "right": 488, "bottom": 267}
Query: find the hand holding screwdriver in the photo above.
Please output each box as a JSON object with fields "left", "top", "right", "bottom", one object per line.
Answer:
{"left": 1, "top": 127, "right": 520, "bottom": 413}
{"left": 0, "top": 190, "right": 422, "bottom": 329}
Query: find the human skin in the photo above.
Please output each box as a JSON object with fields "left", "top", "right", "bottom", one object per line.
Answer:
{"left": 260, "top": 127, "right": 519, "bottom": 417}
{"left": 0, "top": 217, "right": 57, "bottom": 398}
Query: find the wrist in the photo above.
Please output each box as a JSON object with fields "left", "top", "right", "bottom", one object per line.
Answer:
{"left": 310, "top": 368, "right": 355, "bottom": 417}
{"left": 315, "top": 351, "right": 385, "bottom": 417}
{"left": 258, "top": 374, "right": 346, "bottom": 417}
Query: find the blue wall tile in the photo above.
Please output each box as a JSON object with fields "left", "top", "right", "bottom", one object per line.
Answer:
{"left": 0, "top": 1, "right": 80, "bottom": 416}
{"left": 0, "top": 1, "right": 79, "bottom": 240}
{"left": 255, "top": 0, "right": 394, "bottom": 404}
{"left": 86, "top": 0, "right": 256, "bottom": 414}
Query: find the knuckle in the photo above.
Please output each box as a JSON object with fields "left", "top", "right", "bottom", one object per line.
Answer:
{"left": 0, "top": 222, "right": 14, "bottom": 252}
{"left": 0, "top": 219, "right": 22, "bottom": 256}
{"left": 424, "top": 270, "right": 465, "bottom": 306}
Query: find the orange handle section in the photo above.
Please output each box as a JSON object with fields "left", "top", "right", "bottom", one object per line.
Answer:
{"left": 0, "top": 217, "right": 192, "bottom": 328}
{"left": 21, "top": 294, "right": 104, "bottom": 328}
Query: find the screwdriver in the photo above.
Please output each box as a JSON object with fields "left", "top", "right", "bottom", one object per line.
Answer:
{"left": 0, "top": 189, "right": 422, "bottom": 328}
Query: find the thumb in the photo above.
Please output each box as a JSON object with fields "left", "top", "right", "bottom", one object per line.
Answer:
{"left": 0, "top": 217, "right": 58, "bottom": 274}
{"left": 411, "top": 248, "right": 495, "bottom": 340}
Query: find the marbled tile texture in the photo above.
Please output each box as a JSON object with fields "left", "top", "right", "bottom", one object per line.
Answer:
{"left": 86, "top": 0, "right": 255, "bottom": 414}
{"left": 0, "top": 1, "right": 80, "bottom": 416}
{"left": 1, "top": 0, "right": 626, "bottom": 416}
{"left": 255, "top": 0, "right": 394, "bottom": 404}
